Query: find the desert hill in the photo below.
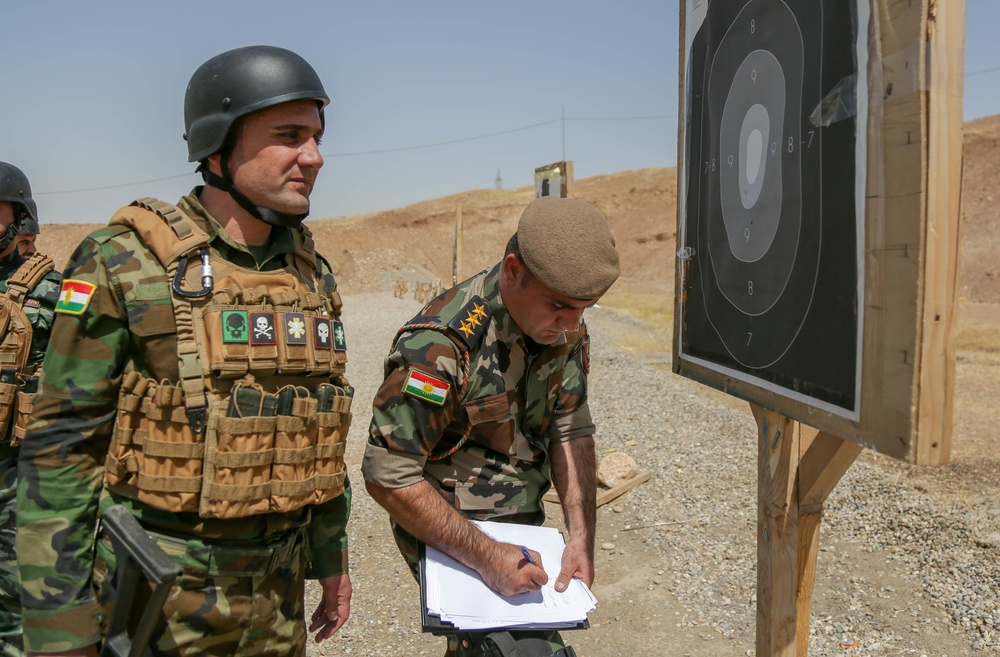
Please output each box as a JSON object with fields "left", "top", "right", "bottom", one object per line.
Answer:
{"left": 956, "top": 114, "right": 1000, "bottom": 304}
{"left": 34, "top": 117, "right": 998, "bottom": 305}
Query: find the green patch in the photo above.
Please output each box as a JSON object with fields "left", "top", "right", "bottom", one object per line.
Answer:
{"left": 222, "top": 310, "right": 249, "bottom": 343}
{"left": 333, "top": 320, "right": 347, "bottom": 351}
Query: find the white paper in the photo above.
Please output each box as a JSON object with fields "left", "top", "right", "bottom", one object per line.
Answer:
{"left": 423, "top": 521, "right": 597, "bottom": 630}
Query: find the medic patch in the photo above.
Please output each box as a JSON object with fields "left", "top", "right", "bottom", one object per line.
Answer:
{"left": 332, "top": 320, "right": 347, "bottom": 351}
{"left": 314, "top": 317, "right": 332, "bottom": 349}
{"left": 446, "top": 295, "right": 490, "bottom": 348}
{"left": 284, "top": 312, "right": 308, "bottom": 345}
{"left": 222, "top": 310, "right": 249, "bottom": 343}
{"left": 249, "top": 311, "right": 276, "bottom": 345}
{"left": 55, "top": 279, "right": 97, "bottom": 315}
{"left": 402, "top": 367, "right": 450, "bottom": 406}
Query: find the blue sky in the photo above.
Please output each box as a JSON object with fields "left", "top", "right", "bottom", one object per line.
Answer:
{"left": 3, "top": 0, "right": 997, "bottom": 224}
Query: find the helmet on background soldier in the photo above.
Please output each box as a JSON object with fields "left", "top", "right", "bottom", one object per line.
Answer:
{"left": 183, "top": 45, "right": 330, "bottom": 229}
{"left": 0, "top": 161, "right": 38, "bottom": 253}
{"left": 17, "top": 216, "right": 39, "bottom": 236}
{"left": 8, "top": 215, "right": 40, "bottom": 257}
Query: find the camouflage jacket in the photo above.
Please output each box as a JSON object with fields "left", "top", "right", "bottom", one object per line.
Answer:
{"left": 0, "top": 249, "right": 61, "bottom": 467}
{"left": 362, "top": 264, "right": 594, "bottom": 562}
{"left": 15, "top": 190, "right": 351, "bottom": 651}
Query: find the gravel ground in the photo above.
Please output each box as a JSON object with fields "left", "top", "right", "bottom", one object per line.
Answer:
{"left": 305, "top": 292, "right": 999, "bottom": 657}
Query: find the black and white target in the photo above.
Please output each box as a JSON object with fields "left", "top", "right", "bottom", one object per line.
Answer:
{"left": 680, "top": 0, "right": 865, "bottom": 415}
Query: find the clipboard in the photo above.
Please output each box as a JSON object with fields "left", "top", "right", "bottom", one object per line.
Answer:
{"left": 419, "top": 543, "right": 458, "bottom": 634}
{"left": 418, "top": 543, "right": 590, "bottom": 635}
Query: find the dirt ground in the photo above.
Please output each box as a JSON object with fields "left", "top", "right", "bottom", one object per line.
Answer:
{"left": 34, "top": 117, "right": 999, "bottom": 656}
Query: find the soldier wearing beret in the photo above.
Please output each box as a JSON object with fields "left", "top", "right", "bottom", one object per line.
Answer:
{"left": 363, "top": 196, "right": 620, "bottom": 656}
{"left": 16, "top": 47, "right": 352, "bottom": 656}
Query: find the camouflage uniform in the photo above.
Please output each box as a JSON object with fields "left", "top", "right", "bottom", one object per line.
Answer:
{"left": 362, "top": 263, "right": 593, "bottom": 655}
{"left": 0, "top": 249, "right": 61, "bottom": 657}
{"left": 15, "top": 190, "right": 351, "bottom": 656}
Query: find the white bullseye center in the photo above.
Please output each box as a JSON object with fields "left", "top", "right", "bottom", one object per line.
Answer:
{"left": 746, "top": 128, "right": 763, "bottom": 185}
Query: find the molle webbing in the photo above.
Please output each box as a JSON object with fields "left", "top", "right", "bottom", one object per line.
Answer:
{"left": 110, "top": 198, "right": 214, "bottom": 430}
{"left": 105, "top": 371, "right": 352, "bottom": 518}
{"left": 112, "top": 197, "right": 211, "bottom": 265}
{"left": 0, "top": 257, "right": 46, "bottom": 374}
{"left": 0, "top": 255, "right": 53, "bottom": 445}
{"left": 5, "top": 254, "right": 54, "bottom": 307}
{"left": 108, "top": 197, "right": 327, "bottom": 431}
{"left": 103, "top": 198, "right": 350, "bottom": 518}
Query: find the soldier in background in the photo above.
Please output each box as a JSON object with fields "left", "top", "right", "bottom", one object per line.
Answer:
{"left": 0, "top": 162, "right": 62, "bottom": 657}
{"left": 16, "top": 46, "right": 353, "bottom": 657}
{"left": 0, "top": 212, "right": 39, "bottom": 259}
{"left": 362, "top": 196, "right": 620, "bottom": 656}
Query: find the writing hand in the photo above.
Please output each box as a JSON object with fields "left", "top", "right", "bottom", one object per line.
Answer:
{"left": 476, "top": 541, "right": 548, "bottom": 596}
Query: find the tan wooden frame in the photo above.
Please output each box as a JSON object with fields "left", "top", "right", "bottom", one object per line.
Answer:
{"left": 673, "top": 0, "right": 964, "bottom": 465}
{"left": 533, "top": 160, "right": 574, "bottom": 199}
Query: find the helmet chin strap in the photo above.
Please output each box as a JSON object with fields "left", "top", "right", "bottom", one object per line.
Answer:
{"left": 197, "top": 152, "right": 308, "bottom": 229}
{"left": 0, "top": 212, "right": 24, "bottom": 252}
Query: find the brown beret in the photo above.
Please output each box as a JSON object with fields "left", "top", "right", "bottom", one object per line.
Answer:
{"left": 516, "top": 196, "right": 620, "bottom": 299}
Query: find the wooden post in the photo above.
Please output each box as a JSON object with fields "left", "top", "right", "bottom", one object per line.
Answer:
{"left": 755, "top": 405, "right": 798, "bottom": 657}
{"left": 753, "top": 404, "right": 863, "bottom": 656}
{"left": 795, "top": 427, "right": 863, "bottom": 655}
{"left": 453, "top": 203, "right": 463, "bottom": 286}
{"left": 913, "top": 0, "right": 964, "bottom": 464}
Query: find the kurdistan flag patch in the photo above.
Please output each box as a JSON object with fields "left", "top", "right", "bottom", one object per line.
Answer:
{"left": 55, "top": 279, "right": 97, "bottom": 315}
{"left": 402, "top": 367, "right": 449, "bottom": 406}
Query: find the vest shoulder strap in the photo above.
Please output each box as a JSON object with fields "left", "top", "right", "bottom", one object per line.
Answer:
{"left": 109, "top": 197, "right": 210, "bottom": 265}
{"left": 5, "top": 253, "right": 55, "bottom": 306}
{"left": 108, "top": 198, "right": 211, "bottom": 432}
{"left": 289, "top": 222, "right": 321, "bottom": 286}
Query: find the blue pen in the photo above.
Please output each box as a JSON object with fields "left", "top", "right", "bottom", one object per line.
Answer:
{"left": 520, "top": 545, "right": 536, "bottom": 565}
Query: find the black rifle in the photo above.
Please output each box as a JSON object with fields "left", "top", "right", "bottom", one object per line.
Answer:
{"left": 99, "top": 505, "right": 181, "bottom": 657}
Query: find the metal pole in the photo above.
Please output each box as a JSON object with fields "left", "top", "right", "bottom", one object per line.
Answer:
{"left": 561, "top": 106, "right": 566, "bottom": 161}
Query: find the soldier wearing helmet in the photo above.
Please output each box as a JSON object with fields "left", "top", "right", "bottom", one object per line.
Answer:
{"left": 0, "top": 162, "right": 62, "bottom": 657}
{"left": 0, "top": 163, "right": 38, "bottom": 256}
{"left": 16, "top": 47, "right": 352, "bottom": 657}
{"left": 0, "top": 217, "right": 39, "bottom": 259}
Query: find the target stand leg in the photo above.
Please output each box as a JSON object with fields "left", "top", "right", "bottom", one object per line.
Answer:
{"left": 752, "top": 404, "right": 862, "bottom": 656}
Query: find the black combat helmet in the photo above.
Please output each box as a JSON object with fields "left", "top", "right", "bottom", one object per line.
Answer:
{"left": 18, "top": 216, "right": 40, "bottom": 236}
{"left": 183, "top": 45, "right": 329, "bottom": 228}
{"left": 0, "top": 161, "right": 38, "bottom": 250}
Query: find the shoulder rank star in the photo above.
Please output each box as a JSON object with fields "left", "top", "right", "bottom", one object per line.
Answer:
{"left": 447, "top": 296, "right": 490, "bottom": 346}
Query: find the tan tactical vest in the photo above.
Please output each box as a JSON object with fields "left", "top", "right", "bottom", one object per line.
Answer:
{"left": 101, "top": 198, "right": 352, "bottom": 519}
{"left": 0, "top": 253, "right": 55, "bottom": 446}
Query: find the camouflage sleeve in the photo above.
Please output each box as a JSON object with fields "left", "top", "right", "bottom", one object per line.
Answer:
{"left": 549, "top": 324, "right": 596, "bottom": 443}
{"left": 16, "top": 234, "right": 130, "bottom": 653}
{"left": 22, "top": 268, "right": 62, "bottom": 365}
{"left": 361, "top": 329, "right": 463, "bottom": 489}
{"left": 305, "top": 476, "right": 351, "bottom": 579}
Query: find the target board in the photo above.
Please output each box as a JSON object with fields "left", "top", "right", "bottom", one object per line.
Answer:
{"left": 676, "top": 0, "right": 868, "bottom": 418}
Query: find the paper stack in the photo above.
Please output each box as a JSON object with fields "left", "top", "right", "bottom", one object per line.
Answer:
{"left": 422, "top": 520, "right": 598, "bottom": 631}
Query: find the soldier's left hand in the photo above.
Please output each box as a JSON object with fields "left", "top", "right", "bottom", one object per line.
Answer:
{"left": 554, "top": 536, "right": 594, "bottom": 592}
{"left": 310, "top": 573, "right": 352, "bottom": 642}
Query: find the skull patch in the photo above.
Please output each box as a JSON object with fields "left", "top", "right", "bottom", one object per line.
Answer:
{"left": 249, "top": 312, "right": 277, "bottom": 345}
